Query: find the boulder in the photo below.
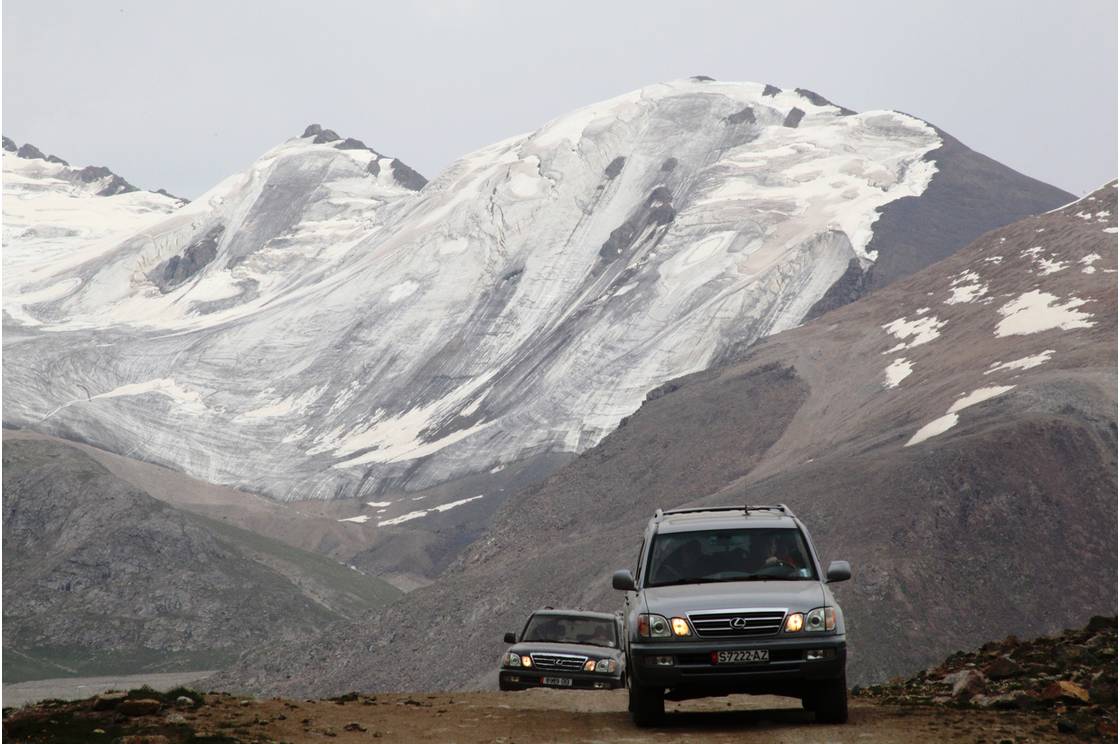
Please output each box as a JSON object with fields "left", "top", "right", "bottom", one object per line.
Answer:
{"left": 1040, "top": 680, "right": 1090, "bottom": 704}
{"left": 118, "top": 698, "right": 162, "bottom": 716}
{"left": 91, "top": 691, "right": 128, "bottom": 711}
{"left": 985, "top": 655, "right": 1022, "bottom": 680}
{"left": 951, "top": 669, "right": 986, "bottom": 701}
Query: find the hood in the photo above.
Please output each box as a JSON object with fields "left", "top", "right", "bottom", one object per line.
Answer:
{"left": 641, "top": 580, "right": 825, "bottom": 615}
{"left": 508, "top": 641, "right": 622, "bottom": 660}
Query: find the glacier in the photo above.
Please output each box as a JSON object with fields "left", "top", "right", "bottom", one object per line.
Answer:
{"left": 3, "top": 79, "right": 946, "bottom": 500}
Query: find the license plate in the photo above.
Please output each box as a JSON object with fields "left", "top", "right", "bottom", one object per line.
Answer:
{"left": 714, "top": 649, "right": 769, "bottom": 665}
{"left": 541, "top": 676, "right": 573, "bottom": 687}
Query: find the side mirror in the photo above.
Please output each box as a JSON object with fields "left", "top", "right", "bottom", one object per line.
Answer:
{"left": 503, "top": 632, "right": 517, "bottom": 644}
{"left": 826, "top": 560, "right": 851, "bottom": 583}
{"left": 612, "top": 569, "right": 636, "bottom": 591}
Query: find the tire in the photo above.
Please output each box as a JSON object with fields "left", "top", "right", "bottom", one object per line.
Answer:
{"left": 627, "top": 682, "right": 665, "bottom": 727}
{"left": 813, "top": 675, "right": 848, "bottom": 724}
{"left": 801, "top": 689, "right": 818, "bottom": 711}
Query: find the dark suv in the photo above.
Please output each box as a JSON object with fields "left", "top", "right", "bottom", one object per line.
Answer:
{"left": 499, "top": 608, "right": 626, "bottom": 691}
{"left": 611, "top": 505, "right": 851, "bottom": 726}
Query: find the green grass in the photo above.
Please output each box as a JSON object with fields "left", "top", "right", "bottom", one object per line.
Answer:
{"left": 2, "top": 646, "right": 234, "bottom": 684}
{"left": 186, "top": 511, "right": 403, "bottom": 616}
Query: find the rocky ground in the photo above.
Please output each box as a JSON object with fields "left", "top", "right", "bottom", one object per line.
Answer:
{"left": 856, "top": 616, "right": 1117, "bottom": 739}
{"left": 0, "top": 688, "right": 1083, "bottom": 744}
{"left": 5, "top": 618, "right": 1115, "bottom": 743}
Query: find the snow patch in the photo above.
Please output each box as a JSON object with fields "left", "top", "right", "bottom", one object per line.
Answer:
{"left": 906, "top": 414, "right": 959, "bottom": 446}
{"left": 338, "top": 515, "right": 371, "bottom": 524}
{"left": 1080, "top": 254, "right": 1102, "bottom": 274}
{"left": 995, "top": 291, "right": 1095, "bottom": 337}
{"left": 985, "top": 350, "right": 1055, "bottom": 375}
{"left": 948, "top": 385, "right": 1015, "bottom": 414}
{"left": 883, "top": 358, "right": 913, "bottom": 388}
{"left": 882, "top": 314, "right": 946, "bottom": 352}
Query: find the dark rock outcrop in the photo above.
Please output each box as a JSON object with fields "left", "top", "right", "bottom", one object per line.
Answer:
{"left": 149, "top": 226, "right": 223, "bottom": 292}
{"left": 390, "top": 159, "right": 427, "bottom": 191}
{"left": 301, "top": 124, "right": 323, "bottom": 138}
{"left": 783, "top": 107, "right": 805, "bottom": 127}
{"left": 313, "top": 129, "right": 341, "bottom": 144}
{"left": 603, "top": 156, "right": 626, "bottom": 179}
{"left": 762, "top": 83, "right": 781, "bottom": 97}
{"left": 17, "top": 143, "right": 45, "bottom": 160}
{"left": 2, "top": 135, "right": 16, "bottom": 152}
{"left": 726, "top": 105, "right": 756, "bottom": 125}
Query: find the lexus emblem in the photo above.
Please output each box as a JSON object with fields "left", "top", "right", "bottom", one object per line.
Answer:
{"left": 730, "top": 616, "right": 750, "bottom": 630}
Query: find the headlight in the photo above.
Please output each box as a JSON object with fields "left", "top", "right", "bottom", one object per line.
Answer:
{"left": 805, "top": 607, "right": 836, "bottom": 632}
{"left": 670, "top": 617, "right": 691, "bottom": 637}
{"left": 504, "top": 652, "right": 521, "bottom": 667}
{"left": 595, "top": 658, "right": 617, "bottom": 674}
{"left": 784, "top": 612, "right": 804, "bottom": 632}
{"left": 520, "top": 655, "right": 533, "bottom": 668}
{"left": 638, "top": 614, "right": 672, "bottom": 638}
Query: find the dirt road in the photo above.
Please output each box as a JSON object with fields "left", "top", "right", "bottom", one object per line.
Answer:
{"left": 3, "top": 688, "right": 1074, "bottom": 742}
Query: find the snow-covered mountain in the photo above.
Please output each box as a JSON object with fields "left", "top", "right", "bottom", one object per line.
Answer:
{"left": 2, "top": 79, "right": 1071, "bottom": 501}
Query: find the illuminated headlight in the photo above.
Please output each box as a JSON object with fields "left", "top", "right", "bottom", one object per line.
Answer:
{"left": 805, "top": 607, "right": 836, "bottom": 632}
{"left": 638, "top": 614, "right": 672, "bottom": 638}
{"left": 595, "top": 658, "right": 617, "bottom": 674}
{"left": 520, "top": 655, "right": 533, "bottom": 668}
{"left": 784, "top": 612, "right": 804, "bottom": 632}
{"left": 504, "top": 652, "right": 521, "bottom": 668}
{"left": 670, "top": 617, "right": 691, "bottom": 637}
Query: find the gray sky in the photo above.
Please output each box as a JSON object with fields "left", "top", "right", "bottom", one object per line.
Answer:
{"left": 4, "top": 0, "right": 1116, "bottom": 199}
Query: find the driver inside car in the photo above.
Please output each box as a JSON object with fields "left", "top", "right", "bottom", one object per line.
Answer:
{"left": 764, "top": 532, "right": 804, "bottom": 569}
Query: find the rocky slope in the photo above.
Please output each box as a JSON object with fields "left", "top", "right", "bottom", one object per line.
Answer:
{"left": 2, "top": 438, "right": 401, "bottom": 683}
{"left": 211, "top": 181, "right": 1116, "bottom": 696}
{"left": 3, "top": 79, "right": 1071, "bottom": 506}
{"left": 857, "top": 615, "right": 1117, "bottom": 738}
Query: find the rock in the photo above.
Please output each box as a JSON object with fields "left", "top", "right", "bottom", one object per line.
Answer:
{"left": 2, "top": 135, "right": 16, "bottom": 151}
{"left": 985, "top": 655, "right": 1021, "bottom": 679}
{"left": 1041, "top": 681, "right": 1090, "bottom": 704}
{"left": 1089, "top": 672, "right": 1118, "bottom": 704}
{"left": 92, "top": 729, "right": 106, "bottom": 735}
{"left": 46, "top": 154, "right": 69, "bottom": 166}
{"left": 783, "top": 108, "right": 805, "bottom": 128}
{"left": 175, "top": 695, "right": 196, "bottom": 708}
{"left": 951, "top": 669, "right": 986, "bottom": 701}
{"left": 1056, "top": 716, "right": 1078, "bottom": 734}
{"left": 302, "top": 124, "right": 323, "bottom": 138}
{"left": 118, "top": 698, "right": 162, "bottom": 716}
{"left": 91, "top": 691, "right": 128, "bottom": 710}
{"left": 313, "top": 129, "right": 340, "bottom": 144}
{"left": 239, "top": 699, "right": 252, "bottom": 706}
{"left": 336, "top": 137, "right": 370, "bottom": 151}
{"left": 344, "top": 722, "right": 367, "bottom": 731}
{"left": 390, "top": 159, "right": 427, "bottom": 191}
{"left": 17, "top": 143, "right": 45, "bottom": 160}
{"left": 118, "top": 736, "right": 170, "bottom": 744}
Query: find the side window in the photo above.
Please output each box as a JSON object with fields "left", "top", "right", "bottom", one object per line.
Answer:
{"left": 634, "top": 538, "right": 647, "bottom": 587}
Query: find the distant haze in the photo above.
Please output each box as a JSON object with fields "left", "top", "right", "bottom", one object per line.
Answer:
{"left": 3, "top": 0, "right": 1116, "bottom": 198}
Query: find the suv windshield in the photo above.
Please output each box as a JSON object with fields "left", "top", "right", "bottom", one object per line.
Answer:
{"left": 522, "top": 615, "right": 618, "bottom": 648}
{"left": 645, "top": 528, "right": 817, "bottom": 587}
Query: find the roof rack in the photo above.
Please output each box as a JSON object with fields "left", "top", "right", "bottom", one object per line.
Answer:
{"left": 654, "top": 504, "right": 794, "bottom": 521}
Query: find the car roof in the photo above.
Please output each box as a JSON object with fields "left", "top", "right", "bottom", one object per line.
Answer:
{"left": 530, "top": 608, "right": 618, "bottom": 621}
{"left": 652, "top": 509, "right": 798, "bottom": 534}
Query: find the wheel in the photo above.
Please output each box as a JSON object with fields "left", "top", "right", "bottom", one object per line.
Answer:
{"left": 813, "top": 675, "right": 848, "bottom": 724}
{"left": 627, "top": 682, "right": 665, "bottom": 727}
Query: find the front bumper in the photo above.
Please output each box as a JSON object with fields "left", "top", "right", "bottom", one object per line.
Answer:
{"left": 499, "top": 668, "right": 624, "bottom": 691}
{"left": 628, "top": 635, "right": 845, "bottom": 694}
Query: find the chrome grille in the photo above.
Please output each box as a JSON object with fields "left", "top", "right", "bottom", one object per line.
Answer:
{"left": 687, "top": 609, "right": 786, "bottom": 638}
{"left": 530, "top": 653, "right": 587, "bottom": 671}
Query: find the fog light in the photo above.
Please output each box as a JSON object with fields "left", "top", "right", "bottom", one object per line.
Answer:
{"left": 806, "top": 648, "right": 835, "bottom": 660}
{"left": 645, "top": 655, "right": 675, "bottom": 666}
{"left": 593, "top": 681, "right": 609, "bottom": 689}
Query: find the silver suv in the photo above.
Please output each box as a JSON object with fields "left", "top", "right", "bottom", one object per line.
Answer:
{"left": 611, "top": 505, "right": 851, "bottom": 726}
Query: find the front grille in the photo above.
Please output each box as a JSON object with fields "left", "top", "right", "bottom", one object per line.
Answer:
{"left": 530, "top": 653, "right": 587, "bottom": 671}
{"left": 687, "top": 609, "right": 786, "bottom": 638}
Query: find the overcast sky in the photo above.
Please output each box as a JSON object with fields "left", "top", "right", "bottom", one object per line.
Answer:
{"left": 4, "top": 1, "right": 1116, "bottom": 198}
